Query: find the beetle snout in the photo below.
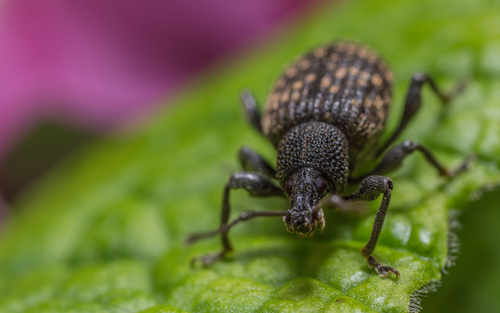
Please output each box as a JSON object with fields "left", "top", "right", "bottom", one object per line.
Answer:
{"left": 284, "top": 195, "right": 325, "bottom": 237}
{"left": 286, "top": 210, "right": 312, "bottom": 233}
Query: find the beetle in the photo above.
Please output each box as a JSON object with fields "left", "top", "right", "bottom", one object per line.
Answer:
{"left": 187, "top": 41, "right": 472, "bottom": 278}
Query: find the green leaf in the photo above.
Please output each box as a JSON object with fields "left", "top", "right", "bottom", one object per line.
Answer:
{"left": 1, "top": 0, "right": 500, "bottom": 312}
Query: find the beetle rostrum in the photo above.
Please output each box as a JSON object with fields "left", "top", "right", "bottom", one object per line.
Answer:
{"left": 277, "top": 122, "right": 348, "bottom": 236}
{"left": 187, "top": 41, "right": 473, "bottom": 278}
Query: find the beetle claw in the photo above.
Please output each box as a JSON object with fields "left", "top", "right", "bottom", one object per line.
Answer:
{"left": 190, "top": 252, "right": 225, "bottom": 268}
{"left": 367, "top": 255, "right": 400, "bottom": 279}
{"left": 374, "top": 264, "right": 400, "bottom": 279}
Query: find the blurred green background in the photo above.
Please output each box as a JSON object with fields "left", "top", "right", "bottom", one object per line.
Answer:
{"left": 1, "top": 0, "right": 500, "bottom": 312}
{"left": 425, "top": 190, "right": 500, "bottom": 312}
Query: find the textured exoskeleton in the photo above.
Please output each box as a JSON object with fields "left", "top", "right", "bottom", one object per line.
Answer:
{"left": 187, "top": 42, "right": 472, "bottom": 278}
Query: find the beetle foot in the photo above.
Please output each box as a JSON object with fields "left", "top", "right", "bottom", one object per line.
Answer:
{"left": 445, "top": 153, "right": 477, "bottom": 178}
{"left": 367, "top": 256, "right": 400, "bottom": 278}
{"left": 374, "top": 264, "right": 400, "bottom": 278}
{"left": 315, "top": 195, "right": 368, "bottom": 215}
{"left": 190, "top": 251, "right": 225, "bottom": 268}
{"left": 440, "top": 78, "right": 469, "bottom": 104}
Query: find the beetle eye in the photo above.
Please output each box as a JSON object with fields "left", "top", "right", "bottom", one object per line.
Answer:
{"left": 284, "top": 179, "right": 294, "bottom": 196}
{"left": 315, "top": 176, "right": 328, "bottom": 195}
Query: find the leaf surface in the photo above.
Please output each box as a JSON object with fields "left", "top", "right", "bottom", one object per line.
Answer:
{"left": 1, "top": 0, "right": 500, "bottom": 312}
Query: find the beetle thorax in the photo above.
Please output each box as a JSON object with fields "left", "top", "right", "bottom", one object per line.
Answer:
{"left": 276, "top": 122, "right": 349, "bottom": 194}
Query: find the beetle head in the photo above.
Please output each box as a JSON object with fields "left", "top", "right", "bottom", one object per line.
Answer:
{"left": 282, "top": 167, "right": 329, "bottom": 237}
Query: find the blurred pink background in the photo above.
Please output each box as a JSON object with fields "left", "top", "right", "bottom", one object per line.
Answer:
{"left": 0, "top": 0, "right": 321, "bottom": 221}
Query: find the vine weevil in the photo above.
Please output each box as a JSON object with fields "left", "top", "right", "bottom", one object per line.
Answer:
{"left": 187, "top": 41, "right": 473, "bottom": 278}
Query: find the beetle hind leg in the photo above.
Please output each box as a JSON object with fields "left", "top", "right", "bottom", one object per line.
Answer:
{"left": 241, "top": 90, "right": 263, "bottom": 134}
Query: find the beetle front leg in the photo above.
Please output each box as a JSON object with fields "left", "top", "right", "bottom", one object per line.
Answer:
{"left": 187, "top": 172, "right": 285, "bottom": 267}
{"left": 344, "top": 175, "right": 399, "bottom": 278}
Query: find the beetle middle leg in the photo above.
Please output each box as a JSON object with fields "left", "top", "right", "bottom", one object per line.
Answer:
{"left": 187, "top": 172, "right": 285, "bottom": 266}
{"left": 377, "top": 73, "right": 467, "bottom": 155}
{"left": 358, "top": 140, "right": 474, "bottom": 181}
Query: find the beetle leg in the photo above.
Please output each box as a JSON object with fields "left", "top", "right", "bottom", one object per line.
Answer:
{"left": 343, "top": 175, "right": 400, "bottom": 278}
{"left": 187, "top": 172, "right": 285, "bottom": 267}
{"left": 241, "top": 89, "right": 263, "bottom": 134}
{"left": 357, "top": 140, "right": 474, "bottom": 181}
{"left": 315, "top": 194, "right": 367, "bottom": 215}
{"left": 188, "top": 210, "right": 285, "bottom": 266}
{"left": 377, "top": 73, "right": 467, "bottom": 156}
{"left": 239, "top": 146, "right": 276, "bottom": 179}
